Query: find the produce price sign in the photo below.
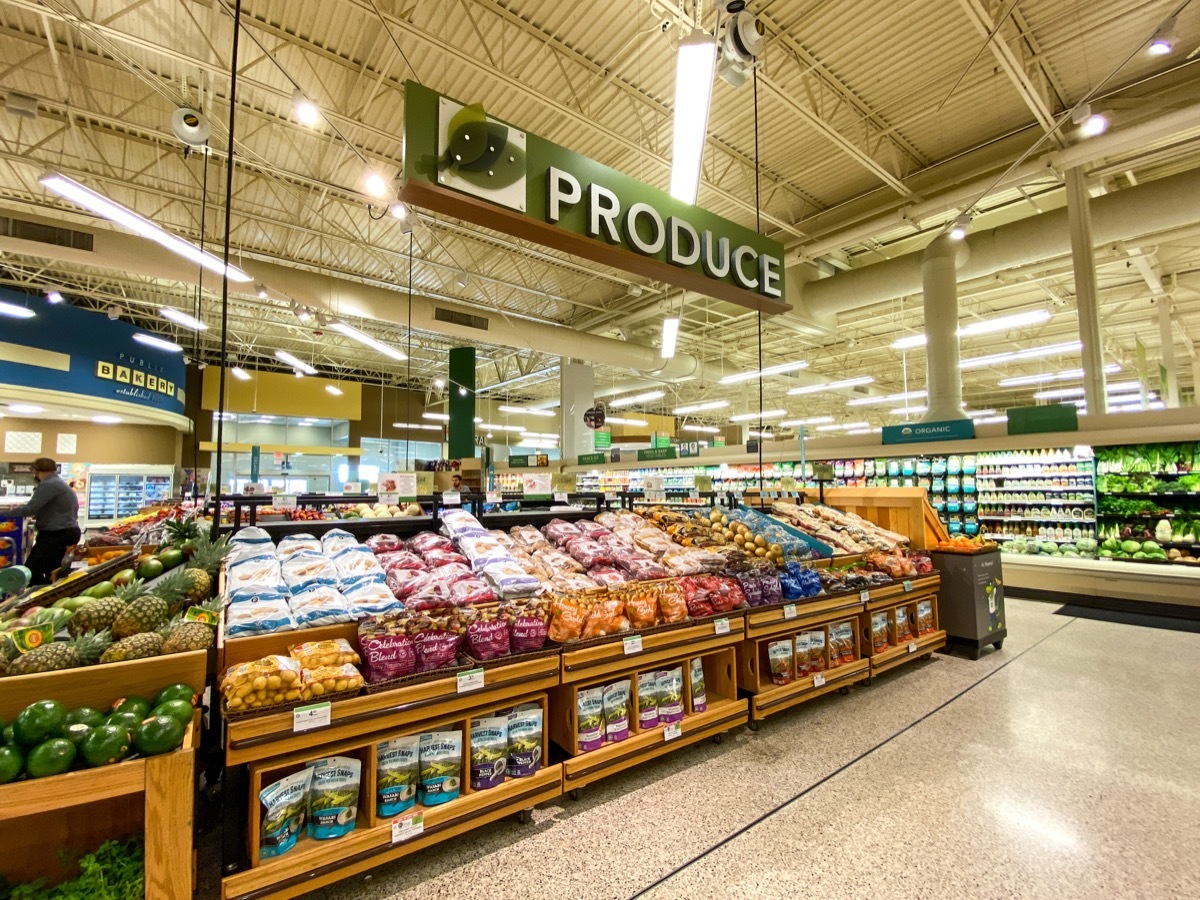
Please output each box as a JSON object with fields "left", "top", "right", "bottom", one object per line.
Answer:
{"left": 276, "top": 495, "right": 298, "bottom": 510}
{"left": 457, "top": 668, "right": 485, "bottom": 693}
{"left": 293, "top": 701, "right": 332, "bottom": 732}
{"left": 485, "top": 491, "right": 502, "bottom": 504}
{"left": 442, "top": 491, "right": 462, "bottom": 506}
{"left": 664, "top": 722, "right": 682, "bottom": 741}
{"left": 908, "top": 641, "right": 918, "bottom": 654}
{"left": 379, "top": 492, "right": 400, "bottom": 507}
{"left": 813, "top": 673, "right": 826, "bottom": 688}
{"left": 903, "top": 580, "right": 913, "bottom": 592}
{"left": 782, "top": 604, "right": 797, "bottom": 620}
{"left": 623, "top": 634, "right": 643, "bottom": 655}
{"left": 553, "top": 492, "right": 570, "bottom": 503}
{"left": 381, "top": 472, "right": 418, "bottom": 501}
{"left": 859, "top": 589, "right": 870, "bottom": 603}
{"left": 391, "top": 811, "right": 425, "bottom": 843}
{"left": 713, "top": 617, "right": 730, "bottom": 635}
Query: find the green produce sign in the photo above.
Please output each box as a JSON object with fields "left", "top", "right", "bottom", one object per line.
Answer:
{"left": 577, "top": 452, "right": 606, "bottom": 465}
{"left": 1006, "top": 404, "right": 1079, "bottom": 435}
{"left": 637, "top": 447, "right": 677, "bottom": 462}
{"left": 593, "top": 430, "right": 611, "bottom": 449}
{"left": 882, "top": 419, "right": 975, "bottom": 444}
{"left": 509, "top": 455, "right": 530, "bottom": 468}
{"left": 400, "top": 82, "right": 786, "bottom": 315}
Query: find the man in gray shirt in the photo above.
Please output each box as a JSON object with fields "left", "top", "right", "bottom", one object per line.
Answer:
{"left": 9, "top": 457, "right": 80, "bottom": 585}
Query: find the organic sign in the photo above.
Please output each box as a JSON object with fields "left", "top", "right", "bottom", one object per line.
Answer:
{"left": 400, "top": 82, "right": 787, "bottom": 315}
{"left": 882, "top": 419, "right": 975, "bottom": 445}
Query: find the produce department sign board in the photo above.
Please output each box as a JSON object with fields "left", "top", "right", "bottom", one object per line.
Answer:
{"left": 400, "top": 82, "right": 788, "bottom": 315}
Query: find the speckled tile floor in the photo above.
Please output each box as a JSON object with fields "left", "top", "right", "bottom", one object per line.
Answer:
{"left": 287, "top": 598, "right": 1200, "bottom": 900}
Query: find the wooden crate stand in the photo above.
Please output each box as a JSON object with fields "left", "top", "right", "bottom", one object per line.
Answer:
{"left": 822, "top": 487, "right": 950, "bottom": 549}
{"left": 0, "top": 651, "right": 206, "bottom": 896}
{"left": 858, "top": 576, "right": 947, "bottom": 679}
{"left": 549, "top": 617, "right": 748, "bottom": 796}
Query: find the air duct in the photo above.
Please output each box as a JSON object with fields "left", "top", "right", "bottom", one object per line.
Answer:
{"left": 800, "top": 166, "right": 1200, "bottom": 317}
{"left": 920, "top": 235, "right": 968, "bottom": 422}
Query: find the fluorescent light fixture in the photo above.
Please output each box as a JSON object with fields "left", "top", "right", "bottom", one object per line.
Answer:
{"left": 474, "top": 417, "right": 483, "bottom": 423}
{"left": 1110, "top": 401, "right": 1166, "bottom": 412}
{"left": 325, "top": 385, "right": 343, "bottom": 396}
{"left": 891, "top": 333, "right": 927, "bottom": 350}
{"left": 837, "top": 421, "right": 870, "bottom": 430}
{"left": 845, "top": 428, "right": 873, "bottom": 436}
{"left": 967, "top": 409, "right": 997, "bottom": 418}
{"left": 748, "top": 431, "right": 773, "bottom": 439}
{"left": 255, "top": 283, "right": 269, "bottom": 299}
{"left": 605, "top": 416, "right": 648, "bottom": 426}
{"left": 892, "top": 309, "right": 1053, "bottom": 350}
{"left": 434, "top": 378, "right": 445, "bottom": 389}
{"left": 610, "top": 390, "right": 664, "bottom": 408}
{"left": 673, "top": 400, "right": 729, "bottom": 415}
{"left": 730, "top": 409, "right": 787, "bottom": 422}
{"left": 498, "top": 405, "right": 556, "bottom": 417}
{"left": 293, "top": 89, "right": 320, "bottom": 126}
{"left": 159, "top": 307, "right": 208, "bottom": 331}
{"left": 787, "top": 375, "right": 874, "bottom": 396}
{"left": 275, "top": 350, "right": 317, "bottom": 375}
{"left": 39, "top": 171, "right": 252, "bottom": 282}
{"left": 0, "top": 300, "right": 35, "bottom": 319}
{"left": 998, "top": 363, "right": 1120, "bottom": 387}
{"left": 660, "top": 317, "right": 679, "bottom": 359}
{"left": 815, "top": 423, "right": 844, "bottom": 432}
{"left": 133, "top": 333, "right": 183, "bottom": 352}
{"left": 393, "top": 422, "right": 444, "bottom": 431}
{"left": 683, "top": 425, "right": 720, "bottom": 434}
{"left": 520, "top": 432, "right": 558, "bottom": 440}
{"left": 480, "top": 423, "right": 526, "bottom": 432}
{"left": 949, "top": 213, "right": 971, "bottom": 241}
{"left": 849, "top": 389, "right": 927, "bottom": 407}
{"left": 669, "top": 28, "right": 718, "bottom": 204}
{"left": 1034, "top": 381, "right": 1140, "bottom": 400}
{"left": 330, "top": 321, "right": 407, "bottom": 361}
{"left": 294, "top": 421, "right": 312, "bottom": 427}
{"left": 1148, "top": 16, "right": 1177, "bottom": 55}
{"left": 364, "top": 171, "right": 389, "bottom": 198}
{"left": 961, "top": 340, "right": 1081, "bottom": 370}
{"left": 231, "top": 366, "right": 251, "bottom": 381}
{"left": 46, "top": 291, "right": 64, "bottom": 304}
{"left": 890, "top": 406, "right": 927, "bottom": 417}
{"left": 9, "top": 404, "right": 43, "bottom": 414}
{"left": 719, "top": 360, "right": 809, "bottom": 385}
{"left": 779, "top": 415, "right": 835, "bottom": 427}
{"left": 519, "top": 439, "right": 559, "bottom": 449}
{"left": 976, "top": 415, "right": 1009, "bottom": 425}
{"left": 422, "top": 412, "right": 450, "bottom": 421}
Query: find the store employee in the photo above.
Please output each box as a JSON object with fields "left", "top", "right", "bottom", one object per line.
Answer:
{"left": 9, "top": 458, "right": 80, "bottom": 585}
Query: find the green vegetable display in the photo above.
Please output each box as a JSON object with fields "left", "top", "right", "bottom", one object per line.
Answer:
{"left": 0, "top": 835, "right": 144, "bottom": 899}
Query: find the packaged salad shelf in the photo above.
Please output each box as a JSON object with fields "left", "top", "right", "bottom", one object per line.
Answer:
{"left": 0, "top": 650, "right": 205, "bottom": 896}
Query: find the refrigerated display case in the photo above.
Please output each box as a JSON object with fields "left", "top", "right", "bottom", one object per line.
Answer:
{"left": 85, "top": 465, "right": 175, "bottom": 521}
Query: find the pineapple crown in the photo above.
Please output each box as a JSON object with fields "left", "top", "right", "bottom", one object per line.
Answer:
{"left": 185, "top": 534, "right": 230, "bottom": 578}
{"left": 113, "top": 579, "right": 147, "bottom": 603}
{"left": 150, "top": 569, "right": 191, "bottom": 606}
{"left": 73, "top": 629, "right": 113, "bottom": 663}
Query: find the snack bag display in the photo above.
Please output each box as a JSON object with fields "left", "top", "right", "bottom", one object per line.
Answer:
{"left": 689, "top": 658, "right": 707, "bottom": 713}
{"left": 602, "top": 680, "right": 631, "bottom": 742}
{"left": 656, "top": 667, "right": 684, "bottom": 724}
{"left": 637, "top": 671, "right": 659, "bottom": 728}
{"left": 577, "top": 687, "right": 604, "bottom": 752}
{"left": 470, "top": 716, "right": 508, "bottom": 790}
{"left": 917, "top": 600, "right": 935, "bottom": 635}
{"left": 259, "top": 769, "right": 313, "bottom": 859}
{"left": 768, "top": 640, "right": 793, "bottom": 685}
{"left": 506, "top": 707, "right": 543, "bottom": 777}
{"left": 418, "top": 731, "right": 462, "bottom": 806}
{"left": 306, "top": 756, "right": 361, "bottom": 840}
{"left": 871, "top": 612, "right": 890, "bottom": 653}
{"left": 376, "top": 735, "right": 419, "bottom": 816}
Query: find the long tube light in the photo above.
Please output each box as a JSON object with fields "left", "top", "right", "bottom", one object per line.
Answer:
{"left": 39, "top": 172, "right": 252, "bottom": 282}
{"left": 520, "top": 432, "right": 559, "bottom": 440}
{"left": 787, "top": 375, "right": 874, "bottom": 396}
{"left": 498, "top": 405, "right": 556, "bottom": 417}
{"left": 683, "top": 425, "right": 720, "bottom": 433}
{"left": 133, "top": 333, "right": 183, "bottom": 352}
{"left": 730, "top": 409, "right": 787, "bottom": 422}
{"left": 849, "top": 389, "right": 927, "bottom": 407}
{"left": 660, "top": 317, "right": 679, "bottom": 360}
{"left": 998, "top": 363, "right": 1121, "bottom": 387}
{"left": 0, "top": 300, "right": 35, "bottom": 319}
{"left": 480, "top": 423, "right": 526, "bottom": 432}
{"left": 673, "top": 400, "right": 729, "bottom": 415}
{"left": 815, "top": 420, "right": 870, "bottom": 432}
{"left": 719, "top": 360, "right": 809, "bottom": 385}
{"left": 393, "top": 422, "right": 443, "bottom": 431}
{"left": 422, "top": 412, "right": 450, "bottom": 421}
{"left": 1033, "top": 381, "right": 1141, "bottom": 400}
{"left": 891, "top": 309, "right": 1053, "bottom": 350}
{"left": 160, "top": 307, "right": 208, "bottom": 331}
{"left": 960, "top": 341, "right": 1081, "bottom": 370}
{"left": 275, "top": 350, "right": 317, "bottom": 375}
{"left": 610, "top": 390, "right": 664, "bottom": 408}
{"left": 779, "top": 415, "right": 835, "bottom": 427}
{"left": 330, "top": 321, "right": 407, "bottom": 361}
{"left": 231, "top": 367, "right": 251, "bottom": 381}
{"left": 605, "top": 416, "right": 648, "bottom": 426}
{"left": 669, "top": 29, "right": 718, "bottom": 204}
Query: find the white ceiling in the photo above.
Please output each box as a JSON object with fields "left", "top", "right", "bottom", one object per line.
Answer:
{"left": 0, "top": 0, "right": 1197, "bottom": 432}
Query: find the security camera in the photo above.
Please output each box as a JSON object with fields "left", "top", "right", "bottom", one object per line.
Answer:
{"left": 717, "top": 1, "right": 765, "bottom": 89}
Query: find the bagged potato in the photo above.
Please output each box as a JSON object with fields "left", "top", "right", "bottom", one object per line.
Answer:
{"left": 290, "top": 638, "right": 361, "bottom": 669}
{"left": 222, "top": 655, "right": 304, "bottom": 711}
{"left": 301, "top": 664, "right": 364, "bottom": 697}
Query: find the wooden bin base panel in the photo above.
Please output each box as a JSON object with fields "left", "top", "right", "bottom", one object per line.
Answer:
{"left": 867, "top": 630, "right": 947, "bottom": 676}
{"left": 221, "top": 766, "right": 562, "bottom": 900}
{"left": 749, "top": 658, "right": 870, "bottom": 721}
{"left": 560, "top": 698, "right": 748, "bottom": 791}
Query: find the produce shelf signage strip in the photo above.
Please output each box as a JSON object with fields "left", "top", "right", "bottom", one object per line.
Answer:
{"left": 637, "top": 447, "right": 678, "bottom": 462}
{"left": 400, "top": 82, "right": 787, "bottom": 315}
{"left": 883, "top": 420, "right": 976, "bottom": 445}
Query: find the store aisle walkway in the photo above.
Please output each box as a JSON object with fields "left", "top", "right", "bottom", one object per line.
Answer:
{"left": 309, "top": 599, "right": 1200, "bottom": 900}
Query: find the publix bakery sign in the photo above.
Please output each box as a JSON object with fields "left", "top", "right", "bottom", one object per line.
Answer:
{"left": 400, "top": 82, "right": 788, "bottom": 315}
{"left": 882, "top": 419, "right": 976, "bottom": 445}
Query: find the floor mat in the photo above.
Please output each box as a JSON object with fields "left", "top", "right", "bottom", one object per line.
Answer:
{"left": 1054, "top": 603, "right": 1200, "bottom": 633}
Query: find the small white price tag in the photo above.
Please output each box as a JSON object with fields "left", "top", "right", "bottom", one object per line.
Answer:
{"left": 442, "top": 491, "right": 461, "bottom": 506}
{"left": 292, "top": 701, "right": 331, "bottom": 732}
{"left": 485, "top": 491, "right": 502, "bottom": 504}
{"left": 623, "top": 634, "right": 643, "bottom": 655}
{"left": 908, "top": 640, "right": 918, "bottom": 654}
{"left": 688, "top": 490, "right": 700, "bottom": 501}
{"left": 605, "top": 492, "right": 619, "bottom": 502}
{"left": 664, "top": 722, "right": 682, "bottom": 741}
{"left": 813, "top": 673, "right": 826, "bottom": 688}
{"left": 391, "top": 811, "right": 425, "bottom": 843}
{"left": 456, "top": 668, "right": 484, "bottom": 694}
{"left": 903, "top": 579, "right": 913, "bottom": 593}
{"left": 782, "top": 604, "right": 797, "bottom": 620}
{"left": 276, "top": 495, "right": 297, "bottom": 510}
{"left": 554, "top": 491, "right": 569, "bottom": 502}
{"left": 713, "top": 617, "right": 731, "bottom": 635}
{"left": 859, "top": 589, "right": 871, "bottom": 603}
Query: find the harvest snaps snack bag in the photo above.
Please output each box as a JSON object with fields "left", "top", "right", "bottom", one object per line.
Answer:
{"left": 259, "top": 768, "right": 312, "bottom": 859}
{"left": 376, "top": 736, "right": 419, "bottom": 816}
{"left": 470, "top": 716, "right": 508, "bottom": 790}
{"left": 418, "top": 731, "right": 462, "bottom": 806}
{"left": 306, "top": 756, "right": 361, "bottom": 840}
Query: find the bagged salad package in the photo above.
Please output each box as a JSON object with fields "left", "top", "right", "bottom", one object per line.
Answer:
{"left": 506, "top": 707, "right": 543, "bottom": 777}
{"left": 470, "top": 716, "right": 508, "bottom": 790}
{"left": 418, "top": 731, "right": 463, "bottom": 806}
{"left": 376, "top": 735, "right": 420, "bottom": 816}
{"left": 306, "top": 756, "right": 362, "bottom": 840}
{"left": 259, "top": 768, "right": 313, "bottom": 859}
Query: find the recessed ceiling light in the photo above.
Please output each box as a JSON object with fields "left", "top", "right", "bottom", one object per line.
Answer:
{"left": 92, "top": 415, "right": 121, "bottom": 424}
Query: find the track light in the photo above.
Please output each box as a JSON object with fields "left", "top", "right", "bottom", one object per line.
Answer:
{"left": 455, "top": 272, "right": 468, "bottom": 288}
{"left": 255, "top": 283, "right": 269, "bottom": 299}
{"left": 364, "top": 172, "right": 389, "bottom": 198}
{"left": 949, "top": 214, "right": 972, "bottom": 241}
{"left": 292, "top": 89, "right": 320, "bottom": 126}
{"left": 46, "top": 290, "right": 64, "bottom": 304}
{"left": 1073, "top": 103, "right": 1108, "bottom": 138}
{"left": 390, "top": 203, "right": 407, "bottom": 219}
{"left": 434, "top": 378, "right": 445, "bottom": 389}
{"left": 1147, "top": 15, "right": 1177, "bottom": 55}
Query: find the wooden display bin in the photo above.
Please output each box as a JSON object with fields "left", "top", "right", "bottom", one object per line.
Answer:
{"left": 859, "top": 576, "right": 947, "bottom": 678}
{"left": 822, "top": 487, "right": 950, "bottom": 549}
{"left": 550, "top": 620, "right": 748, "bottom": 796}
{"left": 0, "top": 651, "right": 205, "bottom": 896}
{"left": 226, "top": 692, "right": 559, "bottom": 900}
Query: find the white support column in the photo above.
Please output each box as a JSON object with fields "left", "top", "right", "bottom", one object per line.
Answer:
{"left": 559, "top": 360, "right": 594, "bottom": 460}
{"left": 1157, "top": 299, "right": 1180, "bottom": 407}
{"left": 1065, "top": 167, "right": 1108, "bottom": 414}
{"left": 921, "top": 234, "right": 967, "bottom": 422}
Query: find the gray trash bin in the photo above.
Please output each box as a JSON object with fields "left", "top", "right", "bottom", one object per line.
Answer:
{"left": 929, "top": 549, "right": 1006, "bottom": 659}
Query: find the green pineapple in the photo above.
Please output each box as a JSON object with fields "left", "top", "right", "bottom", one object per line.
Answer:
{"left": 111, "top": 593, "right": 170, "bottom": 640}
{"left": 68, "top": 596, "right": 127, "bottom": 638}
{"left": 180, "top": 568, "right": 211, "bottom": 606}
{"left": 165, "top": 518, "right": 200, "bottom": 544}
{"left": 100, "top": 629, "right": 166, "bottom": 663}
{"left": 149, "top": 569, "right": 190, "bottom": 616}
{"left": 161, "top": 599, "right": 221, "bottom": 654}
{"left": 7, "top": 630, "right": 111, "bottom": 676}
{"left": 186, "top": 534, "right": 230, "bottom": 581}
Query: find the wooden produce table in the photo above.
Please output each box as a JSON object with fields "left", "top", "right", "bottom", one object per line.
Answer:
{"left": 0, "top": 651, "right": 206, "bottom": 897}
{"left": 822, "top": 487, "right": 950, "bottom": 549}
{"left": 737, "top": 592, "right": 871, "bottom": 726}
{"left": 550, "top": 615, "right": 749, "bottom": 798}
{"left": 219, "top": 629, "right": 563, "bottom": 900}
{"left": 859, "top": 574, "right": 947, "bottom": 679}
